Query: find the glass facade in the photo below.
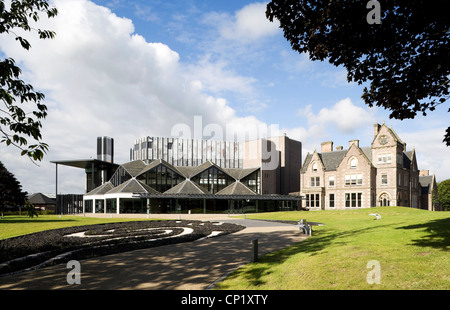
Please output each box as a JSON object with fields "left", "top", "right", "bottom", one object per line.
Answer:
{"left": 83, "top": 162, "right": 298, "bottom": 214}
{"left": 191, "top": 166, "right": 233, "bottom": 194}
{"left": 138, "top": 164, "right": 183, "bottom": 192}
{"left": 241, "top": 170, "right": 261, "bottom": 194}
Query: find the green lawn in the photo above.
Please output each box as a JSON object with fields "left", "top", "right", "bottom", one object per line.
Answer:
{"left": 216, "top": 207, "right": 449, "bottom": 290}
{"left": 1, "top": 208, "right": 448, "bottom": 290}
{"left": 0, "top": 215, "right": 151, "bottom": 240}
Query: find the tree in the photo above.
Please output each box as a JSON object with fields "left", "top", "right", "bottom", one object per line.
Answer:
{"left": 0, "top": 0, "right": 58, "bottom": 162}
{"left": 266, "top": 0, "right": 450, "bottom": 145}
{"left": 435, "top": 179, "right": 450, "bottom": 211}
{"left": 0, "top": 160, "right": 27, "bottom": 216}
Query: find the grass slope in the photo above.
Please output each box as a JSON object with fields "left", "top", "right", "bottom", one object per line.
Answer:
{"left": 216, "top": 207, "right": 449, "bottom": 290}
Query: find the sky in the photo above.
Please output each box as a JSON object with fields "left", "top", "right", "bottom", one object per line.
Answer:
{"left": 1, "top": 0, "right": 449, "bottom": 195}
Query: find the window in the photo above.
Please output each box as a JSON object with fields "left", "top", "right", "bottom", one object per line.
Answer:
{"left": 378, "top": 154, "right": 392, "bottom": 164}
{"left": 192, "top": 166, "right": 232, "bottom": 194}
{"left": 350, "top": 158, "right": 357, "bottom": 169}
{"left": 346, "top": 193, "right": 362, "bottom": 208}
{"left": 305, "top": 194, "right": 320, "bottom": 208}
{"left": 345, "top": 174, "right": 362, "bottom": 186}
{"left": 381, "top": 174, "right": 388, "bottom": 185}
{"left": 310, "top": 177, "right": 320, "bottom": 187}
{"left": 167, "top": 142, "right": 173, "bottom": 150}
{"left": 329, "top": 176, "right": 335, "bottom": 187}
{"left": 345, "top": 193, "right": 351, "bottom": 208}
{"left": 312, "top": 162, "right": 318, "bottom": 172}
{"left": 329, "top": 194, "right": 335, "bottom": 208}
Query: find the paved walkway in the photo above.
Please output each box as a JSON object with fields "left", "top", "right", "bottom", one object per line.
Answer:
{"left": 0, "top": 214, "right": 307, "bottom": 290}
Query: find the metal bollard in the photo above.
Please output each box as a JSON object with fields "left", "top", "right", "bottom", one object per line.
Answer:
{"left": 252, "top": 239, "right": 258, "bottom": 262}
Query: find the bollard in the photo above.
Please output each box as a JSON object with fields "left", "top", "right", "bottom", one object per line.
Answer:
{"left": 252, "top": 239, "right": 258, "bottom": 262}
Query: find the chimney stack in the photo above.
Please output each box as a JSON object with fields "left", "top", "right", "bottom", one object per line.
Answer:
{"left": 349, "top": 139, "right": 359, "bottom": 148}
{"left": 321, "top": 141, "right": 333, "bottom": 152}
{"left": 419, "top": 170, "right": 429, "bottom": 176}
{"left": 374, "top": 123, "right": 381, "bottom": 136}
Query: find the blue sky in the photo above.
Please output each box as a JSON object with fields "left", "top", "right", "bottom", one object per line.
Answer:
{"left": 0, "top": 0, "right": 448, "bottom": 194}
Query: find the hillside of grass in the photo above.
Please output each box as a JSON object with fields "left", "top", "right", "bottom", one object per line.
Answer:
{"left": 216, "top": 207, "right": 449, "bottom": 290}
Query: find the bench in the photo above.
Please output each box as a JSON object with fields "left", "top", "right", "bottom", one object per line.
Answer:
{"left": 295, "top": 219, "right": 324, "bottom": 236}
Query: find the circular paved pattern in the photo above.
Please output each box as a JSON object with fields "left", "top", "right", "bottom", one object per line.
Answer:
{"left": 0, "top": 220, "right": 245, "bottom": 277}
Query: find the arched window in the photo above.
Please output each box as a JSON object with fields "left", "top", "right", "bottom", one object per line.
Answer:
{"left": 350, "top": 158, "right": 357, "bottom": 169}
{"left": 379, "top": 193, "right": 390, "bottom": 206}
{"left": 312, "top": 162, "right": 318, "bottom": 172}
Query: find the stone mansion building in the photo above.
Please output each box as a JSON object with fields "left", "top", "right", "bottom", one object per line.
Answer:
{"left": 300, "top": 123, "right": 438, "bottom": 210}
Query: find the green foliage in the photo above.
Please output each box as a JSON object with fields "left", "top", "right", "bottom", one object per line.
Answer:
{"left": 0, "top": 0, "right": 58, "bottom": 161}
{"left": 266, "top": 0, "right": 450, "bottom": 145}
{"left": 436, "top": 179, "right": 450, "bottom": 211}
{"left": 24, "top": 201, "right": 38, "bottom": 218}
{"left": 0, "top": 160, "right": 27, "bottom": 216}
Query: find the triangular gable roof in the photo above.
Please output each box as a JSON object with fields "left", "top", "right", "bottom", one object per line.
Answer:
{"left": 136, "top": 159, "right": 184, "bottom": 178}
{"left": 215, "top": 181, "right": 257, "bottom": 196}
{"left": 189, "top": 160, "right": 231, "bottom": 179}
{"left": 106, "top": 178, "right": 160, "bottom": 194}
{"left": 121, "top": 160, "right": 147, "bottom": 177}
{"left": 85, "top": 182, "right": 114, "bottom": 196}
{"left": 163, "top": 180, "right": 209, "bottom": 195}
{"left": 336, "top": 143, "right": 373, "bottom": 170}
{"left": 223, "top": 167, "right": 259, "bottom": 180}
{"left": 174, "top": 166, "right": 197, "bottom": 179}
{"left": 27, "top": 193, "right": 55, "bottom": 205}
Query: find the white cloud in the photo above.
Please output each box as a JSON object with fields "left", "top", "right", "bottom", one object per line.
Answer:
{"left": 0, "top": 0, "right": 270, "bottom": 194}
{"left": 184, "top": 54, "right": 257, "bottom": 96}
{"left": 398, "top": 128, "right": 450, "bottom": 182}
{"left": 208, "top": 2, "right": 280, "bottom": 42}
{"left": 298, "top": 98, "right": 376, "bottom": 135}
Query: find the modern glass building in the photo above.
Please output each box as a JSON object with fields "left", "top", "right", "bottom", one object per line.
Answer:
{"left": 83, "top": 159, "right": 301, "bottom": 214}
{"left": 54, "top": 135, "right": 303, "bottom": 214}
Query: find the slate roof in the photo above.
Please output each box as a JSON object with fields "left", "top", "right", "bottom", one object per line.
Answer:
{"left": 85, "top": 182, "right": 114, "bottom": 196}
{"left": 301, "top": 150, "right": 347, "bottom": 173}
{"left": 215, "top": 181, "right": 257, "bottom": 196}
{"left": 28, "top": 193, "right": 55, "bottom": 205}
{"left": 301, "top": 145, "right": 415, "bottom": 173}
{"left": 106, "top": 178, "right": 160, "bottom": 195}
{"left": 223, "top": 167, "right": 260, "bottom": 180}
{"left": 121, "top": 160, "right": 147, "bottom": 177}
{"left": 163, "top": 180, "right": 209, "bottom": 195}
{"left": 419, "top": 175, "right": 434, "bottom": 194}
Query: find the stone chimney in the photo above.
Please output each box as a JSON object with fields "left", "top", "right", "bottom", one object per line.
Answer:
{"left": 374, "top": 123, "right": 381, "bottom": 137}
{"left": 336, "top": 146, "right": 343, "bottom": 151}
{"left": 321, "top": 141, "right": 333, "bottom": 152}
{"left": 349, "top": 139, "right": 359, "bottom": 148}
{"left": 419, "top": 170, "right": 429, "bottom": 176}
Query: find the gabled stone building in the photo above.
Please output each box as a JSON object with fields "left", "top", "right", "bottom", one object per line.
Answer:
{"left": 300, "top": 123, "right": 436, "bottom": 210}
